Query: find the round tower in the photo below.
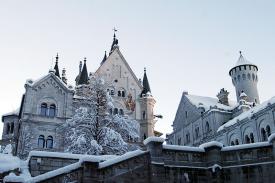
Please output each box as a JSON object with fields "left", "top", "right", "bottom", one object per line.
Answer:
{"left": 229, "top": 51, "right": 260, "bottom": 104}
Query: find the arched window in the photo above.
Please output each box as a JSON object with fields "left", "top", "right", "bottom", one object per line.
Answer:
{"left": 118, "top": 91, "right": 121, "bottom": 97}
{"left": 49, "top": 104, "right": 56, "bottom": 117}
{"left": 248, "top": 73, "right": 251, "bottom": 80}
{"left": 38, "top": 135, "right": 45, "bottom": 148}
{"left": 46, "top": 136, "right": 53, "bottom": 148}
{"left": 242, "top": 74, "right": 246, "bottom": 80}
{"left": 119, "top": 109, "right": 124, "bottom": 115}
{"left": 10, "top": 123, "right": 14, "bottom": 134}
{"left": 235, "top": 139, "right": 239, "bottom": 145}
{"left": 114, "top": 108, "right": 118, "bottom": 115}
{"left": 122, "top": 91, "right": 125, "bottom": 97}
{"left": 261, "top": 128, "right": 267, "bottom": 141}
{"left": 40, "top": 103, "right": 48, "bottom": 116}
{"left": 6, "top": 123, "right": 10, "bottom": 134}
{"left": 231, "top": 141, "right": 235, "bottom": 146}
{"left": 245, "top": 135, "right": 250, "bottom": 144}
{"left": 266, "top": 125, "right": 271, "bottom": 137}
{"left": 250, "top": 133, "right": 254, "bottom": 143}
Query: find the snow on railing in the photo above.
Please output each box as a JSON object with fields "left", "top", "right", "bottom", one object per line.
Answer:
{"left": 143, "top": 136, "right": 165, "bottom": 145}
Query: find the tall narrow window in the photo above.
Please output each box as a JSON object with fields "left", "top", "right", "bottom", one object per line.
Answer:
{"left": 185, "top": 111, "right": 188, "bottom": 119}
{"left": 122, "top": 91, "right": 125, "bottom": 97}
{"left": 266, "top": 125, "right": 271, "bottom": 137}
{"left": 231, "top": 141, "right": 235, "bottom": 146}
{"left": 38, "top": 135, "right": 45, "bottom": 148}
{"left": 235, "top": 139, "right": 239, "bottom": 145}
{"left": 250, "top": 133, "right": 254, "bottom": 143}
{"left": 49, "top": 104, "right": 56, "bottom": 117}
{"left": 118, "top": 91, "right": 121, "bottom": 97}
{"left": 114, "top": 108, "right": 118, "bottom": 115}
{"left": 109, "top": 108, "right": 113, "bottom": 115}
{"left": 6, "top": 123, "right": 10, "bottom": 134}
{"left": 119, "top": 109, "right": 124, "bottom": 115}
{"left": 10, "top": 123, "right": 14, "bottom": 134}
{"left": 46, "top": 136, "right": 53, "bottom": 148}
{"left": 41, "top": 103, "right": 47, "bottom": 116}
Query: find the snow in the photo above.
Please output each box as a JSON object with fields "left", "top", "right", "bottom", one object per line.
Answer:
{"left": 143, "top": 136, "right": 165, "bottom": 145}
{"left": 0, "top": 154, "right": 21, "bottom": 173}
{"left": 99, "top": 150, "right": 146, "bottom": 169}
{"left": 185, "top": 94, "right": 236, "bottom": 112}
{"left": 222, "top": 142, "right": 271, "bottom": 151}
{"left": 199, "top": 141, "right": 224, "bottom": 149}
{"left": 2, "top": 144, "right": 13, "bottom": 154}
{"left": 240, "top": 92, "right": 247, "bottom": 97}
{"left": 163, "top": 144, "right": 205, "bottom": 152}
{"left": 218, "top": 97, "right": 275, "bottom": 132}
{"left": 2, "top": 108, "right": 20, "bottom": 117}
{"left": 268, "top": 133, "right": 275, "bottom": 143}
{"left": 235, "top": 53, "right": 254, "bottom": 67}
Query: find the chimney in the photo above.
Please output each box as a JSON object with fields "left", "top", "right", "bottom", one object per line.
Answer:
{"left": 217, "top": 88, "right": 229, "bottom": 106}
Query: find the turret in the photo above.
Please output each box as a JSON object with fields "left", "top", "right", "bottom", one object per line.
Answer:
{"left": 229, "top": 51, "right": 260, "bottom": 104}
{"left": 139, "top": 68, "right": 156, "bottom": 140}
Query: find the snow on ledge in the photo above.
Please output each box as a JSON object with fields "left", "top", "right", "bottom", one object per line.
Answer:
{"left": 199, "top": 141, "right": 224, "bottom": 149}
{"left": 143, "top": 136, "right": 165, "bottom": 145}
{"left": 222, "top": 142, "right": 271, "bottom": 151}
{"left": 163, "top": 145, "right": 205, "bottom": 152}
{"left": 99, "top": 150, "right": 146, "bottom": 169}
{"left": 268, "top": 133, "right": 275, "bottom": 143}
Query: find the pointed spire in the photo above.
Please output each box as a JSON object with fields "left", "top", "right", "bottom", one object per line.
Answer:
{"left": 101, "top": 51, "right": 107, "bottom": 65}
{"left": 78, "top": 57, "right": 89, "bottom": 85}
{"left": 140, "top": 68, "right": 151, "bottom": 97}
{"left": 235, "top": 51, "right": 253, "bottom": 67}
{"left": 54, "top": 53, "right": 60, "bottom": 78}
{"left": 110, "top": 28, "right": 119, "bottom": 54}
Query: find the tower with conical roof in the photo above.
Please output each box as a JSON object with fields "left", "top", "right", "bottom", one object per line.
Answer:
{"left": 139, "top": 68, "right": 156, "bottom": 139}
{"left": 78, "top": 58, "right": 89, "bottom": 85}
{"left": 229, "top": 51, "right": 260, "bottom": 104}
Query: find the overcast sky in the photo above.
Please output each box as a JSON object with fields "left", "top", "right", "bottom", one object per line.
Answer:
{"left": 0, "top": 0, "right": 275, "bottom": 137}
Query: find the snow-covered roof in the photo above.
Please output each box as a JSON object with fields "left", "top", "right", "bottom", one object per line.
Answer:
{"left": 163, "top": 144, "right": 205, "bottom": 152}
{"left": 221, "top": 142, "right": 271, "bottom": 151}
{"left": 218, "top": 97, "right": 275, "bottom": 132}
{"left": 143, "top": 136, "right": 165, "bottom": 145}
{"left": 2, "top": 108, "right": 20, "bottom": 117}
{"left": 199, "top": 141, "right": 224, "bottom": 149}
{"left": 185, "top": 94, "right": 236, "bottom": 111}
{"left": 235, "top": 53, "right": 254, "bottom": 67}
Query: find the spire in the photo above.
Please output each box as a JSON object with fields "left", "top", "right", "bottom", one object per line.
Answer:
{"left": 110, "top": 28, "right": 119, "bottom": 54}
{"left": 100, "top": 51, "right": 107, "bottom": 65}
{"left": 235, "top": 51, "right": 253, "bottom": 67}
{"left": 140, "top": 68, "right": 151, "bottom": 97}
{"left": 54, "top": 53, "right": 60, "bottom": 78}
{"left": 78, "top": 58, "right": 89, "bottom": 85}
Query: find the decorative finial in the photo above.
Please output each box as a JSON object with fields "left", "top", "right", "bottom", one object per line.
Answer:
{"left": 84, "top": 57, "right": 87, "bottom": 63}
{"left": 113, "top": 27, "right": 118, "bottom": 38}
{"left": 56, "top": 53, "right": 59, "bottom": 63}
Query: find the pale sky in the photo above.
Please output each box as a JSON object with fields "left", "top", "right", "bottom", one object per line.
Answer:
{"left": 1, "top": 0, "right": 275, "bottom": 137}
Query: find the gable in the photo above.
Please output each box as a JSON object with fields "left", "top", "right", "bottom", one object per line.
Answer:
{"left": 95, "top": 48, "right": 142, "bottom": 98}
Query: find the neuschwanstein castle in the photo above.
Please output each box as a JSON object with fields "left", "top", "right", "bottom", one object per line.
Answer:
{"left": 1, "top": 33, "right": 161, "bottom": 157}
{"left": 167, "top": 51, "right": 275, "bottom": 147}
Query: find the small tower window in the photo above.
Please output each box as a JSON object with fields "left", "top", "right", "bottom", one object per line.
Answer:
{"left": 119, "top": 109, "right": 124, "bottom": 115}
{"left": 40, "top": 103, "right": 48, "bottom": 116}
{"left": 114, "top": 108, "right": 118, "bottom": 115}
{"left": 6, "top": 123, "right": 10, "bottom": 134}
{"left": 46, "top": 136, "right": 53, "bottom": 149}
{"left": 38, "top": 135, "right": 45, "bottom": 148}
{"left": 10, "top": 123, "right": 14, "bottom": 134}
{"left": 49, "top": 104, "right": 56, "bottom": 117}
{"left": 122, "top": 91, "right": 125, "bottom": 97}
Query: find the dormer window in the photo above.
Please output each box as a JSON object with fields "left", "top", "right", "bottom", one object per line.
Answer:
{"left": 41, "top": 103, "right": 47, "bottom": 116}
